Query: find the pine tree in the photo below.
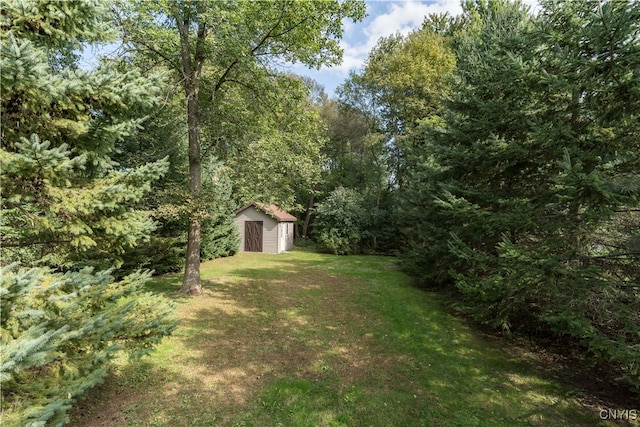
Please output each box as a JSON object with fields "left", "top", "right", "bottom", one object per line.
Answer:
{"left": 398, "top": 0, "right": 538, "bottom": 284}
{"left": 1, "top": 1, "right": 176, "bottom": 425}
{"left": 201, "top": 158, "right": 240, "bottom": 260}
{"left": 399, "top": 0, "right": 639, "bottom": 388}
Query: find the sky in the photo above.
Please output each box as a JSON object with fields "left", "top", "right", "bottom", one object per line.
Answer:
{"left": 285, "top": 0, "right": 540, "bottom": 98}
{"left": 82, "top": 1, "right": 540, "bottom": 97}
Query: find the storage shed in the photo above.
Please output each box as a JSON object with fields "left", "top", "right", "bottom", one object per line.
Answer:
{"left": 234, "top": 202, "right": 296, "bottom": 254}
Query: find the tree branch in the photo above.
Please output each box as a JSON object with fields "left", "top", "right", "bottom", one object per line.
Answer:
{"left": 194, "top": 20, "right": 207, "bottom": 77}
{"left": 211, "top": 1, "right": 288, "bottom": 99}
{"left": 130, "top": 37, "right": 181, "bottom": 72}
{"left": 171, "top": 3, "right": 192, "bottom": 82}
{"left": 1, "top": 239, "right": 73, "bottom": 248}
{"left": 266, "top": 16, "right": 310, "bottom": 41}
{"left": 582, "top": 253, "right": 640, "bottom": 260}
{"left": 212, "top": 59, "right": 239, "bottom": 97}
{"left": 111, "top": 7, "right": 181, "bottom": 74}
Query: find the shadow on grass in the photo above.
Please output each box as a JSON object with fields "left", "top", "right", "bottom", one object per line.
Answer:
{"left": 144, "top": 273, "right": 188, "bottom": 296}
{"left": 68, "top": 360, "right": 228, "bottom": 426}
{"left": 68, "top": 252, "right": 632, "bottom": 427}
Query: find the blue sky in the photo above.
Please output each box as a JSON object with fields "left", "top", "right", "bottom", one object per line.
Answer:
{"left": 286, "top": 0, "right": 463, "bottom": 97}
{"left": 82, "top": 1, "right": 539, "bottom": 97}
{"left": 286, "top": 0, "right": 540, "bottom": 98}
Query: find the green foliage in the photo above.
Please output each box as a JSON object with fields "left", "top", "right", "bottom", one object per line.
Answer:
{"left": 111, "top": 83, "right": 239, "bottom": 274}
{"left": 338, "top": 25, "right": 455, "bottom": 189}
{"left": 119, "top": 158, "right": 241, "bottom": 274}
{"left": 221, "top": 74, "right": 328, "bottom": 211}
{"left": 346, "top": 28, "right": 455, "bottom": 132}
{"left": 1, "top": 0, "right": 170, "bottom": 270}
{"left": 398, "top": 0, "right": 640, "bottom": 389}
{"left": 109, "top": 82, "right": 191, "bottom": 275}
{"left": 1, "top": 134, "right": 170, "bottom": 270}
{"left": 0, "top": 1, "right": 177, "bottom": 423}
{"left": 201, "top": 158, "right": 240, "bottom": 260}
{"left": 119, "top": 0, "right": 366, "bottom": 292}
{"left": 0, "top": 265, "right": 176, "bottom": 427}
{"left": 313, "top": 187, "right": 367, "bottom": 254}
{"left": 317, "top": 21, "right": 456, "bottom": 256}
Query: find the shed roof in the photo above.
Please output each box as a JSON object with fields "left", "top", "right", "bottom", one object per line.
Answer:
{"left": 235, "top": 202, "right": 297, "bottom": 222}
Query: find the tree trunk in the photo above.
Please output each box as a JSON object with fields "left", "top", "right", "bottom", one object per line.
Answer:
{"left": 373, "top": 182, "right": 381, "bottom": 250}
{"left": 180, "top": 83, "right": 203, "bottom": 294}
{"left": 182, "top": 217, "right": 202, "bottom": 294}
{"left": 302, "top": 191, "right": 315, "bottom": 239}
{"left": 173, "top": 12, "right": 206, "bottom": 295}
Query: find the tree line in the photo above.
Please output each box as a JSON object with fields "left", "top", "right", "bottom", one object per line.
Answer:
{"left": 323, "top": 0, "right": 640, "bottom": 394}
{"left": 1, "top": 0, "right": 363, "bottom": 425}
{"left": 1, "top": 0, "right": 638, "bottom": 424}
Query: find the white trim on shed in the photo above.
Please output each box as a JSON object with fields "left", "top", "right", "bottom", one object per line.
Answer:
{"left": 234, "top": 203, "right": 296, "bottom": 254}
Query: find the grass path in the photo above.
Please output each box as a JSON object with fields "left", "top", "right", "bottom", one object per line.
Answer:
{"left": 69, "top": 250, "right": 627, "bottom": 426}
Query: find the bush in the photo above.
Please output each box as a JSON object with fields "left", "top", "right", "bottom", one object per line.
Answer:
{"left": 313, "top": 187, "right": 367, "bottom": 254}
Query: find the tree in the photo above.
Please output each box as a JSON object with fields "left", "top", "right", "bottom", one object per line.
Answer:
{"left": 328, "top": 23, "right": 454, "bottom": 253}
{"left": 200, "top": 157, "right": 240, "bottom": 260}
{"left": 339, "top": 26, "right": 455, "bottom": 190}
{"left": 111, "top": 70, "right": 239, "bottom": 275}
{"left": 119, "top": 0, "right": 365, "bottom": 294}
{"left": 313, "top": 187, "right": 367, "bottom": 255}
{"left": 398, "top": 0, "right": 538, "bottom": 283}
{"left": 311, "top": 96, "right": 393, "bottom": 250}
{"left": 398, "top": 0, "right": 640, "bottom": 388}
{"left": 220, "top": 74, "right": 328, "bottom": 213}
{"left": 0, "top": 1, "right": 176, "bottom": 425}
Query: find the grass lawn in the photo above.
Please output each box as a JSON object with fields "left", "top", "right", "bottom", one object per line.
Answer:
{"left": 68, "top": 250, "right": 635, "bottom": 426}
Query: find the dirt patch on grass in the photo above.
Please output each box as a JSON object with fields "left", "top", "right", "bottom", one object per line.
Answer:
{"left": 69, "top": 265, "right": 395, "bottom": 426}
{"left": 69, "top": 252, "right": 632, "bottom": 427}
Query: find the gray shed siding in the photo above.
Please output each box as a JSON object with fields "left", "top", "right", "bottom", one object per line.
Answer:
{"left": 235, "top": 205, "right": 296, "bottom": 254}
{"left": 235, "top": 206, "right": 278, "bottom": 253}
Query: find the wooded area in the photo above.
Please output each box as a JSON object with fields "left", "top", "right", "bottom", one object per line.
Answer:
{"left": 1, "top": 0, "right": 638, "bottom": 425}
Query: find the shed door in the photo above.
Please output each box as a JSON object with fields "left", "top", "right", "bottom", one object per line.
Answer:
{"left": 245, "top": 221, "right": 263, "bottom": 252}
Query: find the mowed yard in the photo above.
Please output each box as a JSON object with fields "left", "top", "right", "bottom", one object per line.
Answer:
{"left": 69, "top": 250, "right": 630, "bottom": 426}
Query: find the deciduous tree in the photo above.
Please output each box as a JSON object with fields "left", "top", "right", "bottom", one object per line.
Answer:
{"left": 119, "top": 0, "right": 365, "bottom": 294}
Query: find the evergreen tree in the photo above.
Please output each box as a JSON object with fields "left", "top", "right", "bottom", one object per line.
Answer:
{"left": 111, "top": 81, "right": 191, "bottom": 275}
{"left": 201, "top": 158, "right": 240, "bottom": 260}
{"left": 399, "top": 0, "right": 538, "bottom": 284}
{"left": 0, "top": 1, "right": 176, "bottom": 425}
{"left": 112, "top": 76, "right": 240, "bottom": 275}
{"left": 399, "top": 0, "right": 640, "bottom": 388}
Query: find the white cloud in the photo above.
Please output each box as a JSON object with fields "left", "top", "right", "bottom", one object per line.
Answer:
{"left": 334, "top": 0, "right": 540, "bottom": 75}
{"left": 366, "top": 0, "right": 460, "bottom": 43}
{"left": 297, "top": 0, "right": 541, "bottom": 97}
{"left": 335, "top": 0, "right": 463, "bottom": 74}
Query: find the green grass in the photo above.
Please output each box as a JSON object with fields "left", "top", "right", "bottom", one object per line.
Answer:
{"left": 68, "top": 249, "right": 631, "bottom": 426}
